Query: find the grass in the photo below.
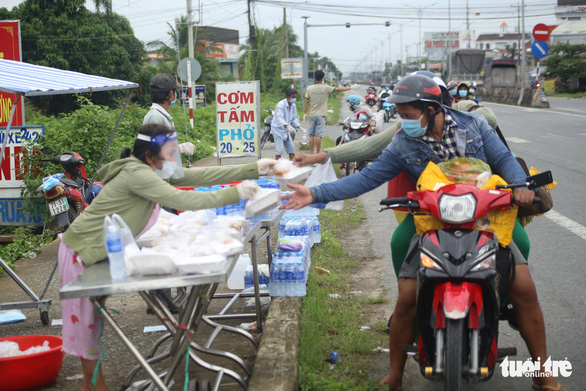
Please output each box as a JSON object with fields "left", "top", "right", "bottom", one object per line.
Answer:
{"left": 546, "top": 91, "right": 586, "bottom": 98}
{"left": 298, "top": 196, "right": 388, "bottom": 390}
{"left": 326, "top": 92, "right": 343, "bottom": 126}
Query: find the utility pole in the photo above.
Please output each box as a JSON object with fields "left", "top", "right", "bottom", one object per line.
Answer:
{"left": 303, "top": 16, "right": 310, "bottom": 94}
{"left": 186, "top": 0, "right": 195, "bottom": 127}
{"left": 283, "top": 8, "right": 289, "bottom": 59}
{"left": 404, "top": 3, "right": 437, "bottom": 71}
{"left": 466, "top": 0, "right": 470, "bottom": 48}
{"left": 517, "top": 0, "right": 526, "bottom": 105}
{"left": 448, "top": 0, "right": 453, "bottom": 81}
{"left": 247, "top": 0, "right": 257, "bottom": 80}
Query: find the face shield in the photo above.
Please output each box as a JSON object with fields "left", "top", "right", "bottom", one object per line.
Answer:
{"left": 137, "top": 132, "right": 184, "bottom": 180}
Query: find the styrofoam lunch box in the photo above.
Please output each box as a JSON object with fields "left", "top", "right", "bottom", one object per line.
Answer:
{"left": 245, "top": 188, "right": 281, "bottom": 217}
{"left": 174, "top": 254, "right": 227, "bottom": 274}
{"left": 273, "top": 166, "right": 312, "bottom": 185}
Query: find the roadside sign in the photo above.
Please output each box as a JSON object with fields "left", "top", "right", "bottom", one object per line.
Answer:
{"left": 532, "top": 41, "right": 549, "bottom": 59}
{"left": 281, "top": 58, "right": 303, "bottom": 79}
{"left": 544, "top": 80, "right": 555, "bottom": 94}
{"left": 177, "top": 57, "right": 202, "bottom": 82}
{"left": 180, "top": 85, "right": 206, "bottom": 107}
{"left": 0, "top": 20, "right": 25, "bottom": 128}
{"left": 215, "top": 81, "right": 260, "bottom": 159}
{"left": 532, "top": 23, "right": 550, "bottom": 42}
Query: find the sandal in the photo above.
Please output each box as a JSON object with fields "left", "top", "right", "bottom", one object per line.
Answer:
{"left": 532, "top": 382, "right": 565, "bottom": 391}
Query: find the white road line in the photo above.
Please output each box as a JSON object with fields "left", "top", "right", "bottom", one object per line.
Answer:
{"left": 506, "top": 137, "right": 530, "bottom": 143}
{"left": 544, "top": 210, "right": 586, "bottom": 241}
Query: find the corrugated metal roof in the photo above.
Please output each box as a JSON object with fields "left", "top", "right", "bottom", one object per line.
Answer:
{"left": 0, "top": 59, "right": 138, "bottom": 96}
{"left": 551, "top": 20, "right": 586, "bottom": 35}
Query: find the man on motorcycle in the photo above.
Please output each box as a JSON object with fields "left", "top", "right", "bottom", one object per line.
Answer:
{"left": 378, "top": 85, "right": 391, "bottom": 111}
{"left": 283, "top": 75, "right": 565, "bottom": 391}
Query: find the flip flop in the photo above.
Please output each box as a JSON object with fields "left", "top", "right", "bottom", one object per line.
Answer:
{"left": 532, "top": 382, "right": 565, "bottom": 391}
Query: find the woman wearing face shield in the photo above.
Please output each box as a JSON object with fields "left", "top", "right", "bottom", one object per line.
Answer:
{"left": 57, "top": 123, "right": 277, "bottom": 391}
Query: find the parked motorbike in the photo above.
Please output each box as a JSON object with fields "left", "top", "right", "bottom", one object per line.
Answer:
{"left": 337, "top": 116, "right": 373, "bottom": 176}
{"left": 259, "top": 108, "right": 296, "bottom": 150}
{"left": 39, "top": 151, "right": 103, "bottom": 229}
{"left": 379, "top": 163, "right": 553, "bottom": 391}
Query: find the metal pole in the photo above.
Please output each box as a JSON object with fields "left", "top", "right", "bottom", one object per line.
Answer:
{"left": 448, "top": 0, "right": 453, "bottom": 81}
{"left": 187, "top": 0, "right": 195, "bottom": 128}
{"left": 303, "top": 16, "right": 309, "bottom": 94}
{"left": 517, "top": 0, "right": 526, "bottom": 105}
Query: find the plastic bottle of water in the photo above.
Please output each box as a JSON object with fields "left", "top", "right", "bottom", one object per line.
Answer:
{"left": 284, "top": 255, "right": 295, "bottom": 297}
{"left": 244, "top": 264, "right": 254, "bottom": 289}
{"left": 271, "top": 252, "right": 282, "bottom": 296}
{"left": 295, "top": 257, "right": 306, "bottom": 296}
{"left": 301, "top": 128, "right": 308, "bottom": 145}
{"left": 106, "top": 224, "right": 127, "bottom": 281}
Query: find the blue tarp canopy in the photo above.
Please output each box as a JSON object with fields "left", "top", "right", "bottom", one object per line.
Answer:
{"left": 0, "top": 58, "right": 138, "bottom": 96}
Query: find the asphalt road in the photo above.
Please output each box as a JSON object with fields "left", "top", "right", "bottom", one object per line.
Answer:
{"left": 324, "top": 89, "right": 585, "bottom": 390}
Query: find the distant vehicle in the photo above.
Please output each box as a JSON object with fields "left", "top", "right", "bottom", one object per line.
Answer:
{"left": 445, "top": 49, "right": 485, "bottom": 86}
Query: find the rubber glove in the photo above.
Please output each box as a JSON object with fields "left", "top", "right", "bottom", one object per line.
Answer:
{"left": 178, "top": 142, "right": 196, "bottom": 156}
{"left": 350, "top": 84, "right": 361, "bottom": 90}
{"left": 236, "top": 181, "right": 261, "bottom": 200}
{"left": 302, "top": 113, "right": 307, "bottom": 122}
{"left": 257, "top": 158, "right": 279, "bottom": 176}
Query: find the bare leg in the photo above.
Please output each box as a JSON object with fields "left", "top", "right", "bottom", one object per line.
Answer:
{"left": 275, "top": 155, "right": 281, "bottom": 160}
{"left": 506, "top": 264, "right": 563, "bottom": 389}
{"left": 380, "top": 278, "right": 417, "bottom": 390}
{"left": 309, "top": 136, "right": 315, "bottom": 154}
{"left": 80, "top": 358, "right": 109, "bottom": 391}
{"left": 315, "top": 137, "right": 322, "bottom": 154}
{"left": 288, "top": 153, "right": 295, "bottom": 160}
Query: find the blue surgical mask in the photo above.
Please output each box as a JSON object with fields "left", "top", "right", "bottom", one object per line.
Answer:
{"left": 170, "top": 92, "right": 177, "bottom": 107}
{"left": 458, "top": 90, "right": 468, "bottom": 98}
{"left": 290, "top": 98, "right": 297, "bottom": 104}
{"left": 449, "top": 89, "right": 457, "bottom": 96}
{"left": 154, "top": 160, "right": 177, "bottom": 180}
{"left": 401, "top": 114, "right": 426, "bottom": 138}
{"left": 358, "top": 114, "right": 367, "bottom": 121}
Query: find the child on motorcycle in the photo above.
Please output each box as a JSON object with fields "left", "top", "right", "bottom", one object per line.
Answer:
{"left": 283, "top": 75, "right": 565, "bottom": 391}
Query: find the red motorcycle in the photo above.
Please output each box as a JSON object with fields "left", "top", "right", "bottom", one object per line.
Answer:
{"left": 379, "top": 162, "right": 553, "bottom": 390}
{"left": 365, "top": 93, "right": 378, "bottom": 107}
{"left": 39, "top": 151, "right": 103, "bottom": 229}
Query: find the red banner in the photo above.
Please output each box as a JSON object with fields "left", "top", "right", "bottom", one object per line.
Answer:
{"left": 0, "top": 20, "right": 24, "bottom": 128}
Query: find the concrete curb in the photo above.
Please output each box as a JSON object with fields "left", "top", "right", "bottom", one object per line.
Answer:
{"left": 248, "top": 297, "right": 302, "bottom": 391}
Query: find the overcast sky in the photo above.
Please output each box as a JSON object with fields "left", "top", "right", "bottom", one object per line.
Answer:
{"left": 3, "top": 0, "right": 559, "bottom": 74}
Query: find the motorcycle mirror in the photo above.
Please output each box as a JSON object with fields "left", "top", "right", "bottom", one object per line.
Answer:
{"left": 526, "top": 171, "right": 553, "bottom": 190}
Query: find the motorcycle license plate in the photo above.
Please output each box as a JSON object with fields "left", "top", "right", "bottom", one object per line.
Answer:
{"left": 48, "top": 197, "right": 69, "bottom": 216}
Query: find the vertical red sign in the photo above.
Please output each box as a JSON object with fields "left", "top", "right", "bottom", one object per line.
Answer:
{"left": 0, "top": 20, "right": 24, "bottom": 128}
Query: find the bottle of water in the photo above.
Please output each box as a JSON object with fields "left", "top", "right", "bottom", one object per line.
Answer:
{"left": 295, "top": 257, "right": 306, "bottom": 296}
{"left": 301, "top": 129, "right": 308, "bottom": 145}
{"left": 244, "top": 264, "right": 254, "bottom": 289}
{"left": 283, "top": 255, "right": 295, "bottom": 297}
{"left": 106, "top": 224, "right": 127, "bottom": 281}
{"left": 313, "top": 217, "right": 321, "bottom": 244}
{"left": 270, "top": 252, "right": 281, "bottom": 297}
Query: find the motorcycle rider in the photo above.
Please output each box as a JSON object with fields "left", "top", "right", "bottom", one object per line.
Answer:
{"left": 454, "top": 81, "right": 470, "bottom": 103}
{"left": 377, "top": 85, "right": 392, "bottom": 111}
{"left": 283, "top": 74, "right": 565, "bottom": 391}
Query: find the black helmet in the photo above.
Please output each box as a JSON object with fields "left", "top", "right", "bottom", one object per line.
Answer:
{"left": 388, "top": 74, "right": 443, "bottom": 106}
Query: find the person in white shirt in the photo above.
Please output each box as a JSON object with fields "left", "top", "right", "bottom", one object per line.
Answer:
{"left": 271, "top": 88, "right": 300, "bottom": 160}
{"left": 143, "top": 73, "right": 195, "bottom": 156}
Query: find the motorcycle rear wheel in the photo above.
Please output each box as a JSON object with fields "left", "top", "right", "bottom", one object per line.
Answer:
{"left": 260, "top": 130, "right": 271, "bottom": 150}
{"left": 445, "top": 319, "right": 467, "bottom": 391}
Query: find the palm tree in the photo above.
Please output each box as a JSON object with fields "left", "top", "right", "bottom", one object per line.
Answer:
{"left": 93, "top": 0, "right": 111, "bottom": 14}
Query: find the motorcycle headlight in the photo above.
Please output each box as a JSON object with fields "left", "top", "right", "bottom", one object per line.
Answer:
{"left": 439, "top": 193, "right": 477, "bottom": 224}
{"left": 471, "top": 254, "right": 496, "bottom": 271}
{"left": 421, "top": 253, "right": 442, "bottom": 270}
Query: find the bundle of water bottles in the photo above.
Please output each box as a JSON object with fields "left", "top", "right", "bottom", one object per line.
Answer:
{"left": 268, "top": 204, "right": 322, "bottom": 297}
{"left": 191, "top": 176, "right": 282, "bottom": 224}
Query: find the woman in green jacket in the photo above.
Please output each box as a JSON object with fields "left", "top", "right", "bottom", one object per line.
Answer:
{"left": 58, "top": 123, "right": 275, "bottom": 391}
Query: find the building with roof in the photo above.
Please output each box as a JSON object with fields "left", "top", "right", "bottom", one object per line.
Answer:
{"left": 550, "top": 20, "right": 586, "bottom": 44}
{"left": 555, "top": 0, "right": 586, "bottom": 21}
{"left": 196, "top": 26, "right": 240, "bottom": 78}
{"left": 476, "top": 22, "right": 528, "bottom": 52}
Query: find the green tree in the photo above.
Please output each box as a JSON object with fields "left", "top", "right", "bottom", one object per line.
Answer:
{"left": 543, "top": 42, "right": 586, "bottom": 90}
{"left": 5, "top": 0, "right": 146, "bottom": 114}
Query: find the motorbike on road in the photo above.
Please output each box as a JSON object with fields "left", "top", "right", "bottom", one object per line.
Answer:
{"left": 379, "top": 159, "right": 553, "bottom": 391}
{"left": 382, "top": 100, "right": 396, "bottom": 123}
{"left": 365, "top": 93, "right": 378, "bottom": 107}
{"left": 337, "top": 115, "right": 373, "bottom": 176}
{"left": 39, "top": 151, "right": 102, "bottom": 229}
{"left": 259, "top": 108, "right": 296, "bottom": 151}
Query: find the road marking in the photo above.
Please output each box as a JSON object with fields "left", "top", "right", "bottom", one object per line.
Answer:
{"left": 544, "top": 210, "right": 586, "bottom": 241}
{"left": 507, "top": 137, "right": 530, "bottom": 143}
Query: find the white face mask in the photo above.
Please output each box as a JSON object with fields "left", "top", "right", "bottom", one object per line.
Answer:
{"left": 154, "top": 160, "right": 177, "bottom": 179}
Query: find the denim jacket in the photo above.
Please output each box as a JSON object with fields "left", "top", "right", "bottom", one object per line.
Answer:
{"left": 311, "top": 108, "right": 527, "bottom": 204}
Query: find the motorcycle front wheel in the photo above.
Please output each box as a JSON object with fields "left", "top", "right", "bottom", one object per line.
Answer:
{"left": 445, "top": 318, "right": 467, "bottom": 391}
{"left": 260, "top": 129, "right": 271, "bottom": 150}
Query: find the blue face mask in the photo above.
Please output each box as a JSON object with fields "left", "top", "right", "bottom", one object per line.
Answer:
{"left": 358, "top": 114, "right": 367, "bottom": 121}
{"left": 401, "top": 114, "right": 426, "bottom": 138}
{"left": 449, "top": 89, "right": 457, "bottom": 96}
{"left": 289, "top": 98, "right": 297, "bottom": 104}
{"left": 458, "top": 90, "right": 468, "bottom": 98}
{"left": 170, "top": 92, "right": 177, "bottom": 107}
